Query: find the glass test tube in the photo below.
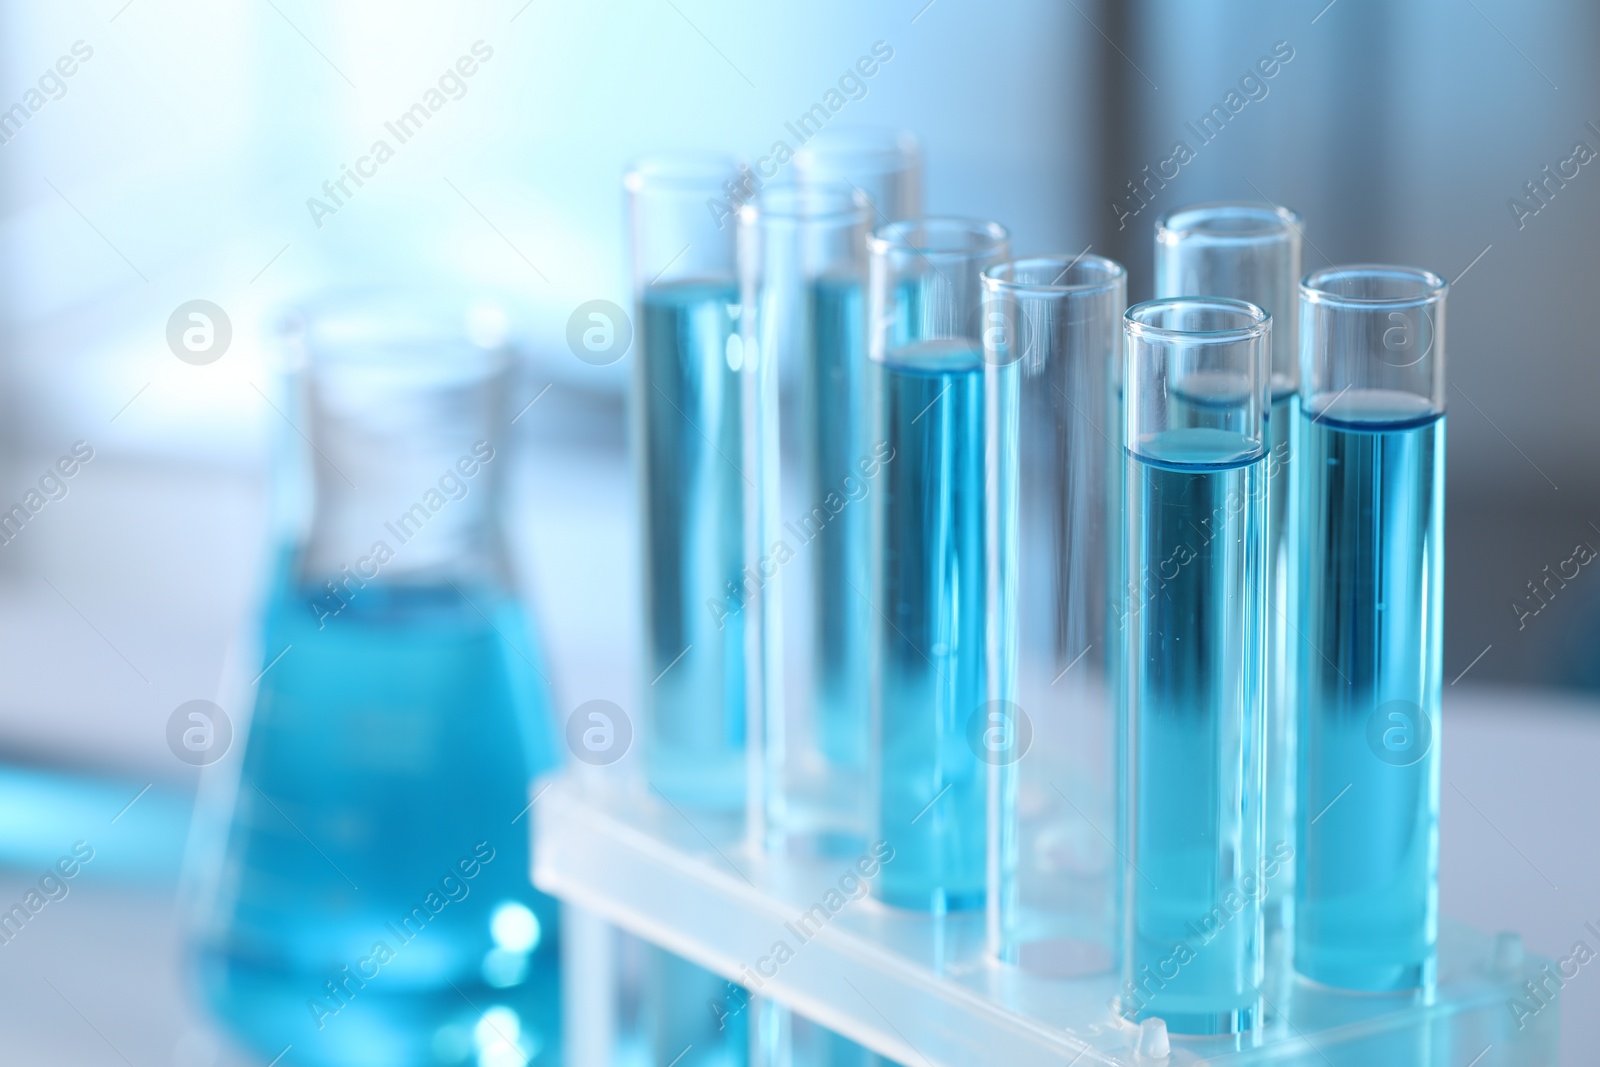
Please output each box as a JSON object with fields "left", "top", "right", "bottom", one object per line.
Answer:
{"left": 1154, "top": 204, "right": 1302, "bottom": 972}
{"left": 1295, "top": 266, "right": 1446, "bottom": 992}
{"left": 740, "top": 187, "right": 880, "bottom": 1067}
{"left": 737, "top": 185, "right": 873, "bottom": 854}
{"left": 776, "top": 128, "right": 918, "bottom": 843}
{"left": 867, "top": 218, "right": 1013, "bottom": 912}
{"left": 980, "top": 256, "right": 1126, "bottom": 971}
{"left": 626, "top": 155, "right": 748, "bottom": 813}
{"left": 793, "top": 127, "right": 922, "bottom": 224}
{"left": 1120, "top": 299, "right": 1269, "bottom": 1036}
{"left": 626, "top": 156, "right": 752, "bottom": 1067}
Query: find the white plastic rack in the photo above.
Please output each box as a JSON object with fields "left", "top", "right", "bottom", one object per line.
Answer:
{"left": 533, "top": 775, "right": 1560, "bottom": 1067}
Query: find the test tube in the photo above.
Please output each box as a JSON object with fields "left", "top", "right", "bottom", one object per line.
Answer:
{"left": 784, "top": 129, "right": 916, "bottom": 850}
{"left": 626, "top": 154, "right": 748, "bottom": 812}
{"left": 1120, "top": 298, "right": 1269, "bottom": 1036}
{"left": 737, "top": 184, "right": 873, "bottom": 853}
{"left": 1295, "top": 266, "right": 1446, "bottom": 992}
{"left": 867, "top": 218, "right": 1013, "bottom": 912}
{"left": 626, "top": 156, "right": 752, "bottom": 1067}
{"left": 793, "top": 127, "right": 922, "bottom": 224}
{"left": 1154, "top": 204, "right": 1302, "bottom": 972}
{"left": 788, "top": 128, "right": 919, "bottom": 847}
{"left": 980, "top": 255, "right": 1126, "bottom": 970}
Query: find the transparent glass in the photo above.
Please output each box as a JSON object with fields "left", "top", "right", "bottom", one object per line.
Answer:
{"left": 738, "top": 185, "right": 873, "bottom": 854}
{"left": 793, "top": 127, "right": 921, "bottom": 225}
{"left": 627, "top": 155, "right": 753, "bottom": 1067}
{"left": 980, "top": 255, "right": 1126, "bottom": 974}
{"left": 1153, "top": 203, "right": 1302, "bottom": 991}
{"left": 866, "top": 218, "right": 1012, "bottom": 912}
{"left": 192, "top": 294, "right": 562, "bottom": 1067}
{"left": 1155, "top": 204, "right": 1301, "bottom": 396}
{"left": 1120, "top": 299, "right": 1269, "bottom": 1037}
{"left": 626, "top": 154, "right": 748, "bottom": 813}
{"left": 1294, "top": 265, "right": 1447, "bottom": 993}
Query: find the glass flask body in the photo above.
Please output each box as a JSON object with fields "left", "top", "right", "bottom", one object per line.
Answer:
{"left": 193, "top": 296, "right": 562, "bottom": 1067}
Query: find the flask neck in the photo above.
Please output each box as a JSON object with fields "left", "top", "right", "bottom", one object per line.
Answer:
{"left": 285, "top": 299, "right": 515, "bottom": 594}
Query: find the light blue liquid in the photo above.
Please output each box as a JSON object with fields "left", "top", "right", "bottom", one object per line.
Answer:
{"left": 871, "top": 341, "right": 1013, "bottom": 912}
{"left": 1124, "top": 427, "right": 1265, "bottom": 1036}
{"left": 637, "top": 281, "right": 747, "bottom": 809}
{"left": 639, "top": 282, "right": 751, "bottom": 1067}
{"left": 806, "top": 275, "right": 869, "bottom": 772}
{"left": 198, "top": 578, "right": 561, "bottom": 1067}
{"left": 1295, "top": 390, "right": 1443, "bottom": 992}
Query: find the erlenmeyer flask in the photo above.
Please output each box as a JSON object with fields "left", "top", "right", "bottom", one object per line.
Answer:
{"left": 192, "top": 294, "right": 562, "bottom": 1067}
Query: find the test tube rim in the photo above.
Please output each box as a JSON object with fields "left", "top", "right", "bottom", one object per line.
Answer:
{"left": 868, "top": 216, "right": 1010, "bottom": 261}
{"left": 1155, "top": 200, "right": 1303, "bottom": 244}
{"left": 1301, "top": 263, "right": 1449, "bottom": 311}
{"left": 623, "top": 151, "right": 741, "bottom": 193}
{"left": 793, "top": 125, "right": 921, "bottom": 174}
{"left": 981, "top": 254, "right": 1126, "bottom": 296}
{"left": 1124, "top": 296, "right": 1270, "bottom": 345}
{"left": 741, "top": 182, "right": 871, "bottom": 225}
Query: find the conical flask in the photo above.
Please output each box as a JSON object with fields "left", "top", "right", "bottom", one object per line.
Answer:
{"left": 192, "top": 293, "right": 562, "bottom": 1067}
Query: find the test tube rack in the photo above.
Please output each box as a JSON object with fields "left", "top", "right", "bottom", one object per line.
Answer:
{"left": 532, "top": 775, "right": 1559, "bottom": 1067}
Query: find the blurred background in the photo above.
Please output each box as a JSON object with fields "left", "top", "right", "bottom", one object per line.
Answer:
{"left": 0, "top": 0, "right": 1595, "bottom": 1062}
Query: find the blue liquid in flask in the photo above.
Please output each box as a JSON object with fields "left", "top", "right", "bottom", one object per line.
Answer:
{"left": 1125, "top": 426, "right": 1265, "bottom": 1036}
{"left": 1295, "top": 390, "right": 1443, "bottom": 992}
{"left": 637, "top": 280, "right": 747, "bottom": 809}
{"left": 197, "top": 574, "right": 562, "bottom": 1067}
{"left": 872, "top": 341, "right": 1011, "bottom": 912}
